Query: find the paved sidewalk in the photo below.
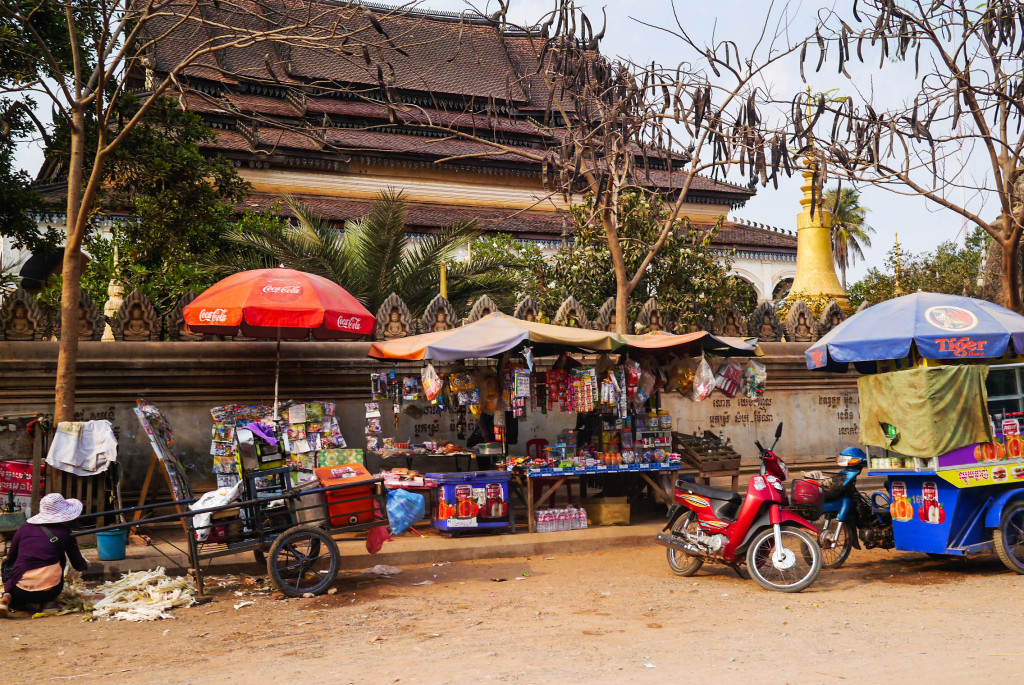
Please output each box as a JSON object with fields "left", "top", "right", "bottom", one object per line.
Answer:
{"left": 80, "top": 521, "right": 665, "bottom": 580}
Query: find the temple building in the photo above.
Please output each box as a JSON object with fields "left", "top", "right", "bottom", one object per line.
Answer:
{"left": 14, "top": 2, "right": 795, "bottom": 303}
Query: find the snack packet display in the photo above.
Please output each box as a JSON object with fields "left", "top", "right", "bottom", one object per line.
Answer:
{"left": 742, "top": 359, "right": 767, "bottom": 399}
{"left": 421, "top": 363, "right": 443, "bottom": 402}
{"left": 714, "top": 360, "right": 743, "bottom": 398}
{"left": 691, "top": 358, "right": 715, "bottom": 402}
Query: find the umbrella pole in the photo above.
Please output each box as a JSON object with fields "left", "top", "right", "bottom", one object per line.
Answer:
{"left": 273, "top": 331, "right": 281, "bottom": 422}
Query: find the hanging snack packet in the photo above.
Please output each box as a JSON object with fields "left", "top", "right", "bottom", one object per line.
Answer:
{"left": 691, "top": 358, "right": 715, "bottom": 402}
{"left": 421, "top": 363, "right": 443, "bottom": 402}
{"left": 742, "top": 359, "right": 768, "bottom": 399}
{"left": 714, "top": 360, "right": 743, "bottom": 398}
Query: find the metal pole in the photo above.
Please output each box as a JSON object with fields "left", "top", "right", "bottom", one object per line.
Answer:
{"left": 273, "top": 330, "right": 281, "bottom": 421}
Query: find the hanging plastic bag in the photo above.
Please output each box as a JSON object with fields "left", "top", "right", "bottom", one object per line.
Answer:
{"left": 691, "top": 358, "right": 715, "bottom": 402}
{"left": 714, "top": 360, "right": 744, "bottom": 398}
{"left": 386, "top": 488, "right": 426, "bottom": 536}
{"left": 742, "top": 359, "right": 767, "bottom": 399}
{"left": 421, "top": 363, "right": 443, "bottom": 402}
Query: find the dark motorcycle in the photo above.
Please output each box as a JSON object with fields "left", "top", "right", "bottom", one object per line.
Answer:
{"left": 815, "top": 447, "right": 895, "bottom": 568}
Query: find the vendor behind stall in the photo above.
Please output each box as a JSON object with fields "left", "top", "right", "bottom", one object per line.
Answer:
{"left": 1, "top": 494, "right": 89, "bottom": 617}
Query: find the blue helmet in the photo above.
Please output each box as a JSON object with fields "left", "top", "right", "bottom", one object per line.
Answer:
{"left": 837, "top": 447, "right": 867, "bottom": 467}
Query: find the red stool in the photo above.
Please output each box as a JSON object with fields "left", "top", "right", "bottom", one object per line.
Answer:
{"left": 528, "top": 439, "right": 573, "bottom": 507}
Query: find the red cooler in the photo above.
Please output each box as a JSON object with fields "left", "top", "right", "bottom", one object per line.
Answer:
{"left": 314, "top": 464, "right": 377, "bottom": 526}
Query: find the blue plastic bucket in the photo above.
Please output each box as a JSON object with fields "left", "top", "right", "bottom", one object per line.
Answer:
{"left": 96, "top": 529, "right": 127, "bottom": 561}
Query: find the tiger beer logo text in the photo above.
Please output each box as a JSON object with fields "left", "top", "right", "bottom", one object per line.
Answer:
{"left": 198, "top": 308, "right": 228, "bottom": 323}
{"left": 935, "top": 336, "right": 987, "bottom": 357}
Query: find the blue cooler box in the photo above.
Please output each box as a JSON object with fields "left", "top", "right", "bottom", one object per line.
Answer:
{"left": 427, "top": 471, "right": 513, "bottom": 533}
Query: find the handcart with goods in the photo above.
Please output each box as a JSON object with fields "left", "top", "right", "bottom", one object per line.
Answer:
{"left": 73, "top": 400, "right": 390, "bottom": 598}
{"left": 806, "top": 293, "right": 1024, "bottom": 573}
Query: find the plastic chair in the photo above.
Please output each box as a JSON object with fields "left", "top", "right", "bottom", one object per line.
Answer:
{"left": 527, "top": 439, "right": 573, "bottom": 508}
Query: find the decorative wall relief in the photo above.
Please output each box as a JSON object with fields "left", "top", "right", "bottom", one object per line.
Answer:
{"left": 54, "top": 291, "right": 104, "bottom": 341}
{"left": 375, "top": 292, "right": 412, "bottom": 340}
{"left": 748, "top": 301, "right": 782, "bottom": 342}
{"left": 421, "top": 294, "right": 456, "bottom": 333}
{"left": 637, "top": 297, "right": 668, "bottom": 334}
{"left": 552, "top": 296, "right": 589, "bottom": 329}
{"left": 112, "top": 289, "right": 161, "bottom": 341}
{"left": 594, "top": 297, "right": 620, "bottom": 332}
{"left": 166, "top": 291, "right": 206, "bottom": 341}
{"left": 783, "top": 299, "right": 817, "bottom": 343}
{"left": 712, "top": 302, "right": 745, "bottom": 337}
{"left": 0, "top": 288, "right": 45, "bottom": 341}
{"left": 464, "top": 294, "right": 499, "bottom": 325}
{"left": 818, "top": 300, "right": 846, "bottom": 337}
{"left": 513, "top": 296, "right": 540, "bottom": 322}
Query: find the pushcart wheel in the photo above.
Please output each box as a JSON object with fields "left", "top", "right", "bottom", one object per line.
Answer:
{"left": 267, "top": 525, "right": 340, "bottom": 597}
{"left": 993, "top": 500, "right": 1024, "bottom": 574}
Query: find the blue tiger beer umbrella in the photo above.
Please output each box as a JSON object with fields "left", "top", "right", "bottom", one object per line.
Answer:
{"left": 806, "top": 292, "right": 1024, "bottom": 372}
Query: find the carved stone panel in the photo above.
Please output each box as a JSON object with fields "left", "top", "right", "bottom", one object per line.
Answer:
{"left": 375, "top": 292, "right": 413, "bottom": 340}
{"left": 112, "top": 289, "right": 161, "bottom": 341}
{"left": 637, "top": 298, "right": 669, "bottom": 334}
{"left": 552, "top": 296, "right": 589, "bottom": 329}
{"left": 783, "top": 300, "right": 817, "bottom": 343}
{"left": 818, "top": 300, "right": 846, "bottom": 337}
{"left": 712, "top": 302, "right": 745, "bottom": 337}
{"left": 54, "top": 291, "right": 104, "bottom": 341}
{"left": 594, "top": 297, "right": 620, "bottom": 332}
{"left": 464, "top": 294, "right": 499, "bottom": 325}
{"left": 420, "top": 294, "right": 456, "bottom": 333}
{"left": 166, "top": 291, "right": 206, "bottom": 341}
{"left": 513, "top": 296, "right": 540, "bottom": 322}
{"left": 747, "top": 301, "right": 782, "bottom": 342}
{"left": 0, "top": 288, "right": 45, "bottom": 341}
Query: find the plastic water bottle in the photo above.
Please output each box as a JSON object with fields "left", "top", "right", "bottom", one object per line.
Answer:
{"left": 538, "top": 509, "right": 550, "bottom": 533}
{"left": 578, "top": 507, "right": 588, "bottom": 529}
{"left": 556, "top": 508, "right": 568, "bottom": 531}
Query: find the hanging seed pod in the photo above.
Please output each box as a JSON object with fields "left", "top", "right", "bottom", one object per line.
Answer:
{"left": 815, "top": 29, "right": 826, "bottom": 72}
{"left": 799, "top": 39, "right": 808, "bottom": 83}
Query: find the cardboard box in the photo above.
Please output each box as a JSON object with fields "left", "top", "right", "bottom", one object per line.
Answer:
{"left": 581, "top": 496, "right": 630, "bottom": 526}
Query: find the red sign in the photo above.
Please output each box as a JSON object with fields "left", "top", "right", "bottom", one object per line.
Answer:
{"left": 1003, "top": 419, "right": 1021, "bottom": 437}
{"left": 0, "top": 459, "right": 41, "bottom": 514}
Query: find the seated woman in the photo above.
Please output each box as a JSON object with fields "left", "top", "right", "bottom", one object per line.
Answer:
{"left": 1, "top": 493, "right": 89, "bottom": 617}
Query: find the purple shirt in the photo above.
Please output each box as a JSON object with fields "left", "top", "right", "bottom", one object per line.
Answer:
{"left": 4, "top": 522, "right": 89, "bottom": 594}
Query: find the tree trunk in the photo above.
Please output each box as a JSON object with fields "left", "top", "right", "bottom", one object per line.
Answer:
{"left": 614, "top": 280, "right": 630, "bottom": 335}
{"left": 1001, "top": 239, "right": 1023, "bottom": 314}
{"left": 54, "top": 108, "right": 86, "bottom": 423}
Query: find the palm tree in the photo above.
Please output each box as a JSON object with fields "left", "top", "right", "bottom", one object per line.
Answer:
{"left": 211, "top": 189, "right": 522, "bottom": 316}
{"left": 825, "top": 187, "right": 875, "bottom": 289}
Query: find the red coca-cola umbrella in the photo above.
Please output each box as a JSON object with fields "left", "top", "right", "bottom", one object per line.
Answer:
{"left": 184, "top": 268, "right": 375, "bottom": 417}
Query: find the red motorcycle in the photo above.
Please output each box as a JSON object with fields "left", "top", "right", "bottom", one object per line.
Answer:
{"left": 656, "top": 423, "right": 824, "bottom": 592}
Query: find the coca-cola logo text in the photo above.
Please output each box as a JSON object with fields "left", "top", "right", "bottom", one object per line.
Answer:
{"left": 261, "top": 283, "right": 303, "bottom": 295}
{"left": 198, "top": 308, "right": 228, "bottom": 323}
{"left": 336, "top": 316, "right": 363, "bottom": 331}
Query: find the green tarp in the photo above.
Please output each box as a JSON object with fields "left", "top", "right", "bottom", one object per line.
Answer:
{"left": 858, "top": 365, "right": 992, "bottom": 458}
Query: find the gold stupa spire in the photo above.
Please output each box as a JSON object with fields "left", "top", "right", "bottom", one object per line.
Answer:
{"left": 787, "top": 90, "right": 850, "bottom": 312}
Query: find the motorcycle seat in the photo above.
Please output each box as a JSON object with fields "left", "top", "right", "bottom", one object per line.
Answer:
{"left": 678, "top": 480, "right": 743, "bottom": 506}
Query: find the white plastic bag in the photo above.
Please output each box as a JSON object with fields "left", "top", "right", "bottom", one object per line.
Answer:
{"left": 190, "top": 481, "right": 242, "bottom": 542}
{"left": 421, "top": 363, "right": 443, "bottom": 402}
{"left": 742, "top": 359, "right": 767, "bottom": 399}
{"left": 691, "top": 359, "right": 715, "bottom": 402}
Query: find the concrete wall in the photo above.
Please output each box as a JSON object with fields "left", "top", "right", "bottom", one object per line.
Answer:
{"left": 0, "top": 341, "right": 858, "bottom": 491}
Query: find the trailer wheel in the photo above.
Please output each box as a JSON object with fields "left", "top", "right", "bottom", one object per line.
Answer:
{"left": 267, "top": 525, "right": 340, "bottom": 597}
{"left": 994, "top": 501, "right": 1024, "bottom": 574}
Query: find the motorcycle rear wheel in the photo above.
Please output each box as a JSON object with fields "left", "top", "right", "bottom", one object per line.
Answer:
{"left": 666, "top": 511, "right": 704, "bottom": 577}
{"left": 746, "top": 527, "right": 821, "bottom": 593}
{"left": 814, "top": 515, "right": 854, "bottom": 569}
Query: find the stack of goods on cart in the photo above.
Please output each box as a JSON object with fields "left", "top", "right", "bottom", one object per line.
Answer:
{"left": 209, "top": 404, "right": 273, "bottom": 489}
{"left": 279, "top": 400, "right": 346, "bottom": 484}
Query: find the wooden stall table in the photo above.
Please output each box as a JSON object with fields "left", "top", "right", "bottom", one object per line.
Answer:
{"left": 673, "top": 431, "right": 742, "bottom": 491}
{"left": 373, "top": 449, "right": 477, "bottom": 472}
{"left": 510, "top": 463, "right": 682, "bottom": 533}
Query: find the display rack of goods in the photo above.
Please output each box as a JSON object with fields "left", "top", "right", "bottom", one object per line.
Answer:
{"left": 673, "top": 431, "right": 742, "bottom": 472}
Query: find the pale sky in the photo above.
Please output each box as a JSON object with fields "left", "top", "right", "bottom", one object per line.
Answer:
{"left": 12, "top": 0, "right": 989, "bottom": 283}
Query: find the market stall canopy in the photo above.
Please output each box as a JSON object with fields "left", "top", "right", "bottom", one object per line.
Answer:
{"left": 183, "top": 268, "right": 374, "bottom": 340}
{"left": 623, "top": 331, "right": 760, "bottom": 358}
{"left": 367, "top": 312, "right": 624, "bottom": 361}
{"left": 805, "top": 292, "right": 1024, "bottom": 372}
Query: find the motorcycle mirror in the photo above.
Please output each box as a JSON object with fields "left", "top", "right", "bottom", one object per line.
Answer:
{"left": 774, "top": 422, "right": 784, "bottom": 439}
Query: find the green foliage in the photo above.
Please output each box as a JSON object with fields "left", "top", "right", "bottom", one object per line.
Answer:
{"left": 849, "top": 229, "right": 987, "bottom": 308}
{"left": 0, "top": 99, "right": 56, "bottom": 254}
{"left": 470, "top": 234, "right": 550, "bottom": 313}
{"left": 211, "top": 190, "right": 524, "bottom": 317}
{"left": 547, "top": 192, "right": 738, "bottom": 330}
{"left": 825, "top": 186, "right": 874, "bottom": 288}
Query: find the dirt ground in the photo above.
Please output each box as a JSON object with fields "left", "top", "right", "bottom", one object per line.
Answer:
{"left": 5, "top": 545, "right": 1024, "bottom": 684}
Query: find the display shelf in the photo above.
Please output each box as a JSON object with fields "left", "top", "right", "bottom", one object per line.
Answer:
{"left": 519, "top": 462, "right": 681, "bottom": 477}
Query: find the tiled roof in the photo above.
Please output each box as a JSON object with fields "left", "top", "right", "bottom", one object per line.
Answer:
{"left": 712, "top": 222, "right": 797, "bottom": 250}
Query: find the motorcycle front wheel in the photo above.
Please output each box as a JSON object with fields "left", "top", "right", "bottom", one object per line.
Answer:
{"left": 814, "top": 515, "right": 854, "bottom": 569}
{"left": 746, "top": 526, "right": 821, "bottom": 593}
{"left": 666, "top": 511, "right": 704, "bottom": 577}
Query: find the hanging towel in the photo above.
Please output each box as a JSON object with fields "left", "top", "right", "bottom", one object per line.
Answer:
{"left": 46, "top": 420, "right": 119, "bottom": 476}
